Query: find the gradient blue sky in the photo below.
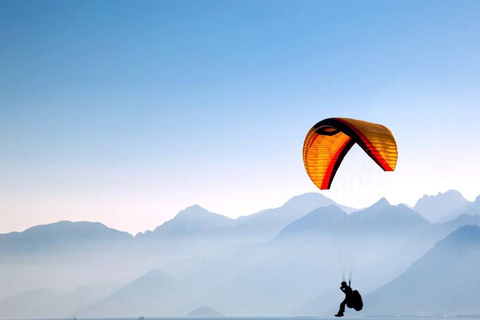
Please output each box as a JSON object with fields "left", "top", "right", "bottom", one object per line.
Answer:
{"left": 1, "top": 0, "right": 480, "bottom": 234}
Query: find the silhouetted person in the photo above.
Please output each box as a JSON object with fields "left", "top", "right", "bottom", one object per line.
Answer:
{"left": 335, "top": 281, "right": 363, "bottom": 317}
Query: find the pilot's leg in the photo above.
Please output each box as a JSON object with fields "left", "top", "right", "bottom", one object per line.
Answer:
{"left": 335, "top": 299, "right": 347, "bottom": 317}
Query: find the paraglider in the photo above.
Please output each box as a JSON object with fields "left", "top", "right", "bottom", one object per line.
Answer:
{"left": 303, "top": 117, "right": 397, "bottom": 316}
{"left": 303, "top": 117, "right": 398, "bottom": 190}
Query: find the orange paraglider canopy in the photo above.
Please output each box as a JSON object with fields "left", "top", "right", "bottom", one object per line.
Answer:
{"left": 303, "top": 118, "right": 398, "bottom": 190}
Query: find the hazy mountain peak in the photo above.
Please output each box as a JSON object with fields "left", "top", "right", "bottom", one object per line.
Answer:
{"left": 281, "top": 192, "right": 355, "bottom": 214}
{"left": 172, "top": 205, "right": 233, "bottom": 224}
{"left": 175, "top": 205, "right": 217, "bottom": 219}
{"left": 371, "top": 197, "right": 391, "bottom": 208}
{"left": 414, "top": 189, "right": 469, "bottom": 223}
{"left": 437, "top": 224, "right": 480, "bottom": 250}
{"left": 420, "top": 189, "right": 464, "bottom": 200}
{"left": 150, "top": 205, "right": 233, "bottom": 237}
{"left": 187, "top": 306, "right": 225, "bottom": 317}
{"left": 25, "top": 220, "right": 102, "bottom": 232}
{"left": 282, "top": 192, "right": 335, "bottom": 207}
{"left": 0, "top": 221, "right": 133, "bottom": 254}
{"left": 351, "top": 197, "right": 429, "bottom": 236}
{"left": 18, "top": 221, "right": 132, "bottom": 238}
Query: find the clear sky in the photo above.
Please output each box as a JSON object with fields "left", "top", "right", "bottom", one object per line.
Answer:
{"left": 1, "top": 0, "right": 480, "bottom": 234}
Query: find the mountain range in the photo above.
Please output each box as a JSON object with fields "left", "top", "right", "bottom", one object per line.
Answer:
{"left": 413, "top": 190, "right": 476, "bottom": 223}
{"left": 0, "top": 221, "right": 132, "bottom": 255}
{"left": 0, "top": 190, "right": 479, "bottom": 318}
